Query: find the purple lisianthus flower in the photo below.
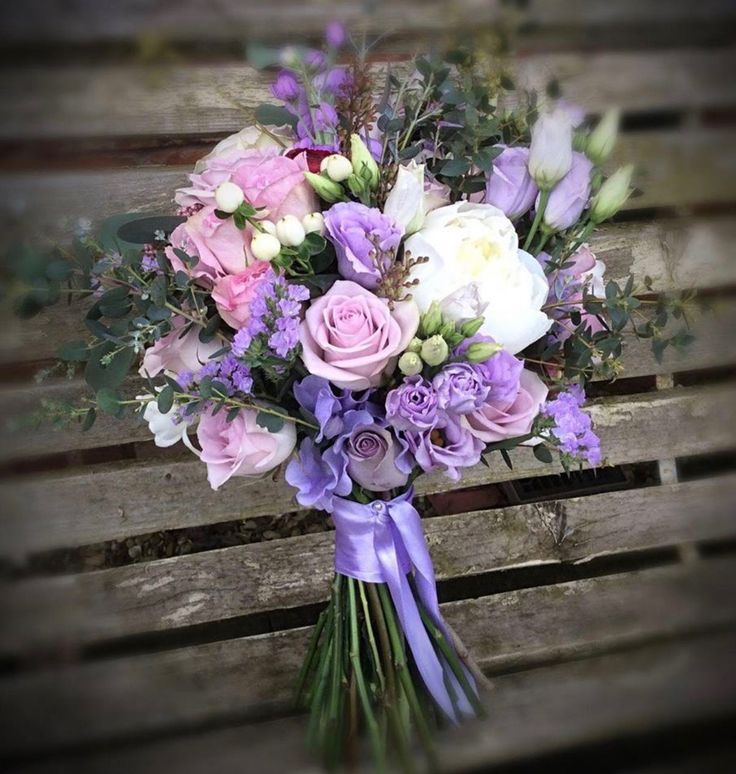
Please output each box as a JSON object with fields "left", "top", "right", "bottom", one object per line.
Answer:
{"left": 385, "top": 375, "right": 441, "bottom": 431}
{"left": 541, "top": 385, "right": 602, "bottom": 466}
{"left": 285, "top": 437, "right": 353, "bottom": 510}
{"left": 484, "top": 146, "right": 539, "bottom": 220}
{"left": 324, "top": 202, "right": 403, "bottom": 289}
{"left": 345, "top": 422, "right": 411, "bottom": 492}
{"left": 405, "top": 417, "right": 484, "bottom": 481}
{"left": 454, "top": 336, "right": 523, "bottom": 407}
{"left": 432, "top": 363, "right": 489, "bottom": 415}
{"left": 541, "top": 151, "right": 593, "bottom": 231}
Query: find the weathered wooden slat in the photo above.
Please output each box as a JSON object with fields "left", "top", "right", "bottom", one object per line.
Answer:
{"left": 2, "top": 49, "right": 734, "bottom": 141}
{"left": 2, "top": 557, "right": 735, "bottom": 757}
{"left": 1, "top": 129, "right": 735, "bottom": 244}
{"left": 2, "top": 476, "right": 735, "bottom": 655}
{"left": 1, "top": 384, "right": 733, "bottom": 557}
{"left": 2, "top": 215, "right": 733, "bottom": 368}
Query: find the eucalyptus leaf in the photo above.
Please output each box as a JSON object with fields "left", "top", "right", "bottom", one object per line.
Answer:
{"left": 255, "top": 411, "right": 285, "bottom": 433}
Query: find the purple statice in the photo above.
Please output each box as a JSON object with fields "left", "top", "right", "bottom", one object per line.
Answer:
{"left": 194, "top": 353, "right": 253, "bottom": 397}
{"left": 140, "top": 243, "right": 159, "bottom": 273}
{"left": 540, "top": 385, "right": 602, "bottom": 466}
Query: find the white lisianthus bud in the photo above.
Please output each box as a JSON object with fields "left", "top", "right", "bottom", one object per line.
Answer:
{"left": 259, "top": 219, "right": 277, "bottom": 236}
{"left": 214, "top": 181, "right": 245, "bottom": 214}
{"left": 590, "top": 165, "right": 634, "bottom": 223}
{"left": 275, "top": 214, "right": 306, "bottom": 247}
{"left": 420, "top": 335, "right": 449, "bottom": 366}
{"left": 420, "top": 301, "right": 443, "bottom": 337}
{"left": 320, "top": 154, "right": 353, "bottom": 183}
{"left": 586, "top": 109, "right": 620, "bottom": 165}
{"left": 350, "top": 133, "right": 380, "bottom": 189}
{"left": 384, "top": 161, "right": 426, "bottom": 234}
{"left": 464, "top": 341, "right": 503, "bottom": 364}
{"left": 528, "top": 108, "right": 573, "bottom": 190}
{"left": 406, "top": 337, "right": 423, "bottom": 354}
{"left": 302, "top": 212, "right": 325, "bottom": 235}
{"left": 251, "top": 231, "right": 282, "bottom": 261}
{"left": 398, "top": 351, "right": 423, "bottom": 376}
{"left": 304, "top": 171, "right": 347, "bottom": 203}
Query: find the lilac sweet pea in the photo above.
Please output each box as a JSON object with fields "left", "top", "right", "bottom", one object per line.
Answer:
{"left": 285, "top": 437, "right": 352, "bottom": 510}
{"left": 484, "top": 146, "right": 538, "bottom": 220}
{"left": 324, "top": 202, "right": 403, "bottom": 289}
{"left": 405, "top": 417, "right": 484, "bottom": 481}
{"left": 541, "top": 151, "right": 593, "bottom": 231}
{"left": 432, "top": 363, "right": 489, "bottom": 414}
{"left": 385, "top": 375, "right": 441, "bottom": 431}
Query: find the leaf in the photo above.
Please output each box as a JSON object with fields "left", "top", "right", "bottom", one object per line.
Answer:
{"left": 116, "top": 216, "right": 185, "bottom": 245}
{"left": 439, "top": 158, "right": 471, "bottom": 177}
{"left": 157, "top": 385, "right": 175, "bottom": 414}
{"left": 500, "top": 449, "right": 513, "bottom": 470}
{"left": 199, "top": 314, "right": 222, "bottom": 343}
{"left": 81, "top": 407, "right": 97, "bottom": 432}
{"left": 96, "top": 387, "right": 122, "bottom": 416}
{"left": 533, "top": 445, "right": 554, "bottom": 464}
{"left": 255, "top": 411, "right": 285, "bottom": 433}
{"left": 85, "top": 344, "right": 136, "bottom": 391}
{"left": 255, "top": 103, "right": 298, "bottom": 129}
{"left": 59, "top": 340, "right": 89, "bottom": 362}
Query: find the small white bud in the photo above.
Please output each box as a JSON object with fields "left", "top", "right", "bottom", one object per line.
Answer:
{"left": 528, "top": 108, "right": 573, "bottom": 190}
{"left": 320, "top": 154, "right": 354, "bottom": 183}
{"left": 214, "top": 181, "right": 245, "bottom": 214}
{"left": 259, "top": 219, "right": 277, "bottom": 236}
{"left": 590, "top": 164, "right": 634, "bottom": 223}
{"left": 250, "top": 231, "right": 282, "bottom": 261}
{"left": 302, "top": 212, "right": 325, "bottom": 235}
{"left": 420, "top": 335, "right": 449, "bottom": 367}
{"left": 275, "top": 214, "right": 306, "bottom": 247}
{"left": 585, "top": 109, "right": 620, "bottom": 166}
{"left": 398, "top": 351, "right": 423, "bottom": 376}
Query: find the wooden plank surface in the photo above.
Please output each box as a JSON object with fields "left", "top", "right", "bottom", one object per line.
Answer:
{"left": 2, "top": 476, "right": 735, "bottom": 655}
{"left": 1, "top": 384, "right": 734, "bottom": 557}
{"left": 2, "top": 48, "right": 734, "bottom": 142}
{"left": 2, "top": 556, "right": 735, "bottom": 757}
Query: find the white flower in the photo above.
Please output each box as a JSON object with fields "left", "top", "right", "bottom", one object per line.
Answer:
{"left": 528, "top": 108, "right": 573, "bottom": 190}
{"left": 585, "top": 108, "right": 620, "bottom": 165}
{"left": 405, "top": 202, "right": 552, "bottom": 354}
{"left": 214, "top": 181, "right": 245, "bottom": 213}
{"left": 194, "top": 125, "right": 287, "bottom": 173}
{"left": 383, "top": 161, "right": 426, "bottom": 234}
{"left": 140, "top": 396, "right": 187, "bottom": 448}
{"left": 590, "top": 165, "right": 634, "bottom": 222}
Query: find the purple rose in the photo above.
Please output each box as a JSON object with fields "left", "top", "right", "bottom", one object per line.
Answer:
{"left": 405, "top": 417, "right": 484, "bottom": 481}
{"left": 541, "top": 151, "right": 593, "bottom": 231}
{"left": 324, "top": 202, "right": 403, "bottom": 289}
{"left": 484, "top": 146, "right": 538, "bottom": 220}
{"left": 432, "top": 363, "right": 489, "bottom": 415}
{"left": 385, "top": 375, "right": 441, "bottom": 431}
{"left": 345, "top": 423, "right": 411, "bottom": 492}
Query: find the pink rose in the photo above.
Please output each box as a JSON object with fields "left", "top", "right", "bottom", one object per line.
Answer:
{"left": 462, "top": 369, "right": 548, "bottom": 443}
{"left": 166, "top": 206, "right": 251, "bottom": 283}
{"left": 176, "top": 148, "right": 316, "bottom": 224}
{"left": 300, "top": 280, "right": 419, "bottom": 389}
{"left": 197, "top": 407, "right": 296, "bottom": 490}
{"left": 212, "top": 261, "right": 272, "bottom": 330}
{"left": 139, "top": 317, "right": 221, "bottom": 379}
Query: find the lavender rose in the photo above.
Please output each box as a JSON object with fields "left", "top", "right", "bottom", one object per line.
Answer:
{"left": 432, "top": 363, "right": 489, "bottom": 414}
{"left": 385, "top": 375, "right": 441, "bottom": 431}
{"left": 324, "top": 202, "right": 403, "bottom": 289}
{"left": 299, "top": 280, "right": 419, "bottom": 390}
{"left": 405, "top": 417, "right": 484, "bottom": 481}
{"left": 345, "top": 423, "right": 410, "bottom": 492}
{"left": 541, "top": 151, "right": 593, "bottom": 231}
{"left": 484, "top": 146, "right": 538, "bottom": 220}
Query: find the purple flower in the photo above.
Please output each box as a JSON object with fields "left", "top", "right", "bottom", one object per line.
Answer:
{"left": 324, "top": 202, "right": 403, "bottom": 289}
{"left": 325, "top": 20, "right": 347, "bottom": 48}
{"left": 541, "top": 151, "right": 593, "bottom": 231}
{"left": 345, "top": 422, "right": 411, "bottom": 492}
{"left": 285, "top": 437, "right": 352, "bottom": 510}
{"left": 405, "top": 417, "right": 484, "bottom": 481}
{"left": 541, "top": 385, "right": 602, "bottom": 466}
{"left": 432, "top": 363, "right": 489, "bottom": 415}
{"left": 272, "top": 70, "right": 302, "bottom": 102}
{"left": 386, "top": 375, "right": 441, "bottom": 431}
{"left": 454, "top": 336, "right": 523, "bottom": 407}
{"left": 484, "top": 146, "right": 539, "bottom": 220}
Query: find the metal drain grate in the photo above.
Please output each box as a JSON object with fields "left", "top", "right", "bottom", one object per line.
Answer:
{"left": 502, "top": 465, "right": 634, "bottom": 505}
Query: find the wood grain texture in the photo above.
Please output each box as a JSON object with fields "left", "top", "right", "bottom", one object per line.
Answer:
{"left": 2, "top": 49, "right": 734, "bottom": 141}
{"left": 2, "top": 476, "right": 735, "bottom": 655}
{"left": 1, "top": 384, "right": 734, "bottom": 557}
{"left": 2, "top": 557, "right": 735, "bottom": 756}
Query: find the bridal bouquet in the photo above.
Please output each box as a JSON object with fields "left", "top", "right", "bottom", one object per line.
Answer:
{"left": 12, "top": 23, "right": 694, "bottom": 772}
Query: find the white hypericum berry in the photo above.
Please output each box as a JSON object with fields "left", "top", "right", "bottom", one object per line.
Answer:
{"left": 302, "top": 212, "right": 325, "bottom": 235}
{"left": 251, "top": 231, "right": 282, "bottom": 261}
{"left": 214, "top": 181, "right": 245, "bottom": 214}
{"left": 275, "top": 214, "right": 306, "bottom": 247}
{"left": 320, "top": 154, "right": 353, "bottom": 183}
{"left": 259, "top": 219, "right": 277, "bottom": 235}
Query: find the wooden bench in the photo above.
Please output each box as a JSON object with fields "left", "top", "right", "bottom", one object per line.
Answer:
{"left": 1, "top": 3, "right": 736, "bottom": 771}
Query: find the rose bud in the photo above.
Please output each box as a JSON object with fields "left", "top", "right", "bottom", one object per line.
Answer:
{"left": 350, "top": 133, "right": 380, "bottom": 189}
{"left": 302, "top": 212, "right": 325, "bottom": 235}
{"left": 250, "top": 231, "right": 282, "bottom": 261}
{"left": 398, "top": 351, "right": 423, "bottom": 376}
{"left": 214, "top": 181, "right": 245, "bottom": 214}
{"left": 420, "top": 335, "right": 449, "bottom": 366}
{"left": 304, "top": 171, "right": 346, "bottom": 203}
{"left": 586, "top": 108, "right": 620, "bottom": 166}
{"left": 465, "top": 341, "right": 503, "bottom": 363}
{"left": 276, "top": 214, "right": 306, "bottom": 247}
{"left": 590, "top": 164, "right": 634, "bottom": 222}
{"left": 320, "top": 154, "right": 354, "bottom": 183}
{"left": 528, "top": 108, "right": 573, "bottom": 191}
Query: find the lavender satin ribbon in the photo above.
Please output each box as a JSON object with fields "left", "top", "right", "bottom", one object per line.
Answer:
{"left": 331, "top": 487, "right": 475, "bottom": 722}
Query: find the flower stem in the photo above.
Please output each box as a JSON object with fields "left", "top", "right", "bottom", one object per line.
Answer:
{"left": 523, "top": 188, "right": 550, "bottom": 252}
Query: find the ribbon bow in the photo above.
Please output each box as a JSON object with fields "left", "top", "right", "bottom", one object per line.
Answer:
{"left": 331, "top": 487, "right": 474, "bottom": 721}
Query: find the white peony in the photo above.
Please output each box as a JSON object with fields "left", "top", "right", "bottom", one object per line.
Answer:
{"left": 405, "top": 202, "right": 552, "bottom": 354}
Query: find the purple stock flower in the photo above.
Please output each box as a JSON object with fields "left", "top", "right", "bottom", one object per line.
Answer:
{"left": 285, "top": 437, "right": 352, "bottom": 510}
{"left": 541, "top": 151, "right": 593, "bottom": 231}
{"left": 345, "top": 421, "right": 411, "bottom": 492}
{"left": 484, "top": 146, "right": 539, "bottom": 220}
{"left": 272, "top": 70, "right": 301, "bottom": 102}
{"left": 324, "top": 202, "right": 403, "bottom": 289}
{"left": 541, "top": 385, "right": 602, "bottom": 466}
{"left": 432, "top": 363, "right": 489, "bottom": 415}
{"left": 405, "top": 417, "right": 484, "bottom": 481}
{"left": 325, "top": 20, "right": 347, "bottom": 48}
{"left": 386, "top": 375, "right": 441, "bottom": 431}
